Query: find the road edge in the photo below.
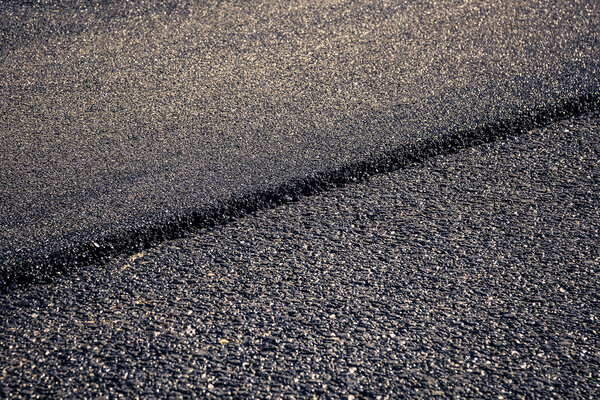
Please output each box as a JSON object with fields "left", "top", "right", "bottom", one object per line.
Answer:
{"left": 2, "top": 91, "right": 599, "bottom": 293}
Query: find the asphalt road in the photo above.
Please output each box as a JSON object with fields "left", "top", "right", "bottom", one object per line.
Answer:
{"left": 1, "top": 111, "right": 599, "bottom": 398}
{"left": 1, "top": 1, "right": 599, "bottom": 397}
{"left": 1, "top": 0, "right": 600, "bottom": 285}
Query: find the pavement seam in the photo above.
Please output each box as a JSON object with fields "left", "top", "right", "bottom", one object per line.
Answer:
{"left": 2, "top": 91, "right": 599, "bottom": 293}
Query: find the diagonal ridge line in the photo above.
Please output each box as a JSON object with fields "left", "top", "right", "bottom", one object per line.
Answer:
{"left": 2, "top": 91, "right": 599, "bottom": 293}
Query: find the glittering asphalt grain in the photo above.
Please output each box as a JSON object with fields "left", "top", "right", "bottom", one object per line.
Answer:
{"left": 1, "top": 0, "right": 599, "bottom": 282}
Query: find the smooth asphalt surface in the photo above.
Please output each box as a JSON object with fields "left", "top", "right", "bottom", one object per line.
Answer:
{"left": 2, "top": 111, "right": 599, "bottom": 398}
{"left": 1, "top": 0, "right": 600, "bottom": 284}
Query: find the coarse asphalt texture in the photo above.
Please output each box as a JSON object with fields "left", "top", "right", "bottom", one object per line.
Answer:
{"left": 1, "top": 111, "right": 599, "bottom": 398}
{"left": 1, "top": 0, "right": 600, "bottom": 286}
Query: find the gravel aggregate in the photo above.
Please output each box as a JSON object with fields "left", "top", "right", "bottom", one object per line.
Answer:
{"left": 1, "top": 0, "right": 599, "bottom": 283}
{"left": 1, "top": 112, "right": 599, "bottom": 398}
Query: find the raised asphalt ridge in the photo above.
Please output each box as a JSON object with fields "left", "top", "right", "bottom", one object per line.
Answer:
{"left": 2, "top": 93, "right": 599, "bottom": 291}
{"left": 1, "top": 0, "right": 600, "bottom": 288}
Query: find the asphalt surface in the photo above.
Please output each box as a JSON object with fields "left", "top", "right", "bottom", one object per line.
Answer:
{"left": 1, "top": 112, "right": 599, "bottom": 398}
{"left": 1, "top": 0, "right": 600, "bottom": 284}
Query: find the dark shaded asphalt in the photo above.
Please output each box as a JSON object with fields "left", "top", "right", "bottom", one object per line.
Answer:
{"left": 1, "top": 0, "right": 600, "bottom": 284}
{"left": 1, "top": 112, "right": 598, "bottom": 398}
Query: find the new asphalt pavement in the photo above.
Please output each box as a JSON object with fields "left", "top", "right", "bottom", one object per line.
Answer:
{"left": 1, "top": 0, "right": 599, "bottom": 284}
